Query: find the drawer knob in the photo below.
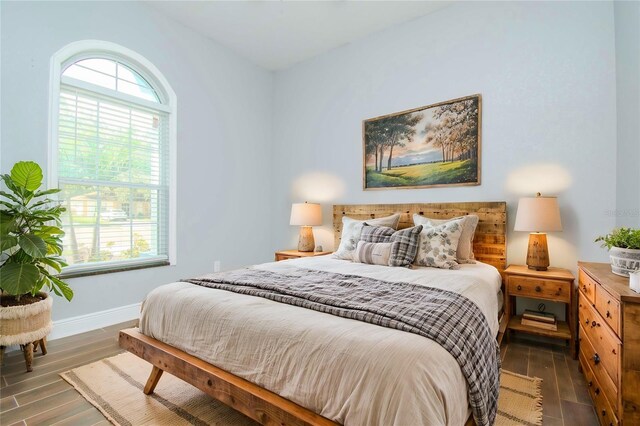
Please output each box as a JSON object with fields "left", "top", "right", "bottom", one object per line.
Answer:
{"left": 588, "top": 380, "right": 593, "bottom": 387}
{"left": 585, "top": 319, "right": 590, "bottom": 325}
{"left": 592, "top": 321, "right": 597, "bottom": 328}
{"left": 607, "top": 300, "right": 611, "bottom": 305}
{"left": 517, "top": 285, "right": 522, "bottom": 291}
{"left": 535, "top": 286, "right": 541, "bottom": 293}
{"left": 612, "top": 348, "right": 617, "bottom": 355}
{"left": 593, "top": 353, "right": 600, "bottom": 365}
{"left": 555, "top": 288, "right": 561, "bottom": 296}
{"left": 606, "top": 311, "right": 611, "bottom": 318}
{"left": 595, "top": 387, "right": 600, "bottom": 395}
{"left": 583, "top": 285, "right": 587, "bottom": 291}
{"left": 602, "top": 410, "right": 606, "bottom": 417}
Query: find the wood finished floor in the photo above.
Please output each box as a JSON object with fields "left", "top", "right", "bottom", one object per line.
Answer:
{"left": 0, "top": 322, "right": 597, "bottom": 426}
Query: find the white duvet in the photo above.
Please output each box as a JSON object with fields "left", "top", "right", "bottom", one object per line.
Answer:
{"left": 139, "top": 257, "right": 502, "bottom": 426}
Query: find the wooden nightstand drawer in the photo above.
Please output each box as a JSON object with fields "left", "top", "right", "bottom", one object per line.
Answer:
{"left": 579, "top": 324, "right": 618, "bottom": 413}
{"left": 595, "top": 284, "right": 620, "bottom": 336}
{"left": 579, "top": 268, "right": 597, "bottom": 304}
{"left": 580, "top": 350, "right": 619, "bottom": 426}
{"left": 507, "top": 275, "right": 570, "bottom": 303}
{"left": 578, "top": 292, "right": 621, "bottom": 385}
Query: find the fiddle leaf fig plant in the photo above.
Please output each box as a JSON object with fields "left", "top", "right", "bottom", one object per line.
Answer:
{"left": 0, "top": 161, "right": 73, "bottom": 301}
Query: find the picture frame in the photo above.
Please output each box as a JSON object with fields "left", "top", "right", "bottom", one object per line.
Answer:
{"left": 363, "top": 94, "right": 481, "bottom": 190}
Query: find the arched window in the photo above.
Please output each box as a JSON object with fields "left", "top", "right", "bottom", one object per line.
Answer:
{"left": 49, "top": 41, "right": 176, "bottom": 276}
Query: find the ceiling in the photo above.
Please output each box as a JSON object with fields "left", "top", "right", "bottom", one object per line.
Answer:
{"left": 150, "top": 1, "right": 451, "bottom": 70}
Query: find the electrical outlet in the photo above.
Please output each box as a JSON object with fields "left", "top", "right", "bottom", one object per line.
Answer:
{"left": 213, "top": 260, "right": 221, "bottom": 272}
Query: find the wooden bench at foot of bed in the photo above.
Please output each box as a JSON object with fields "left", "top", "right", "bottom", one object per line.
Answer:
{"left": 119, "top": 328, "right": 338, "bottom": 426}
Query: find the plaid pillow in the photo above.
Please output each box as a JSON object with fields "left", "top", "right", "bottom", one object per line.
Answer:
{"left": 360, "top": 224, "right": 395, "bottom": 243}
{"left": 389, "top": 225, "right": 423, "bottom": 267}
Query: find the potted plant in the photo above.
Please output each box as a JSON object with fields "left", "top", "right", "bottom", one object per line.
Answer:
{"left": 0, "top": 161, "right": 72, "bottom": 371}
{"left": 595, "top": 228, "right": 640, "bottom": 277}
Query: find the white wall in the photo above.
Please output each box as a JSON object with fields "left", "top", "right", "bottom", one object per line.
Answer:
{"left": 614, "top": 1, "right": 640, "bottom": 228}
{"left": 272, "top": 1, "right": 618, "bottom": 272}
{"left": 1, "top": 1, "right": 274, "bottom": 321}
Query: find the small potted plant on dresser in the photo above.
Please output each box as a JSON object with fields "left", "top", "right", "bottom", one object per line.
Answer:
{"left": 0, "top": 161, "right": 73, "bottom": 372}
{"left": 595, "top": 227, "right": 640, "bottom": 276}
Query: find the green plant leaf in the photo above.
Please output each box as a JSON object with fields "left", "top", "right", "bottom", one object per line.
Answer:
{"left": 37, "top": 226, "right": 65, "bottom": 236}
{"left": 0, "top": 190, "right": 19, "bottom": 203}
{"left": 18, "top": 234, "right": 48, "bottom": 258}
{"left": 49, "top": 274, "right": 73, "bottom": 301}
{"left": 0, "top": 236, "right": 18, "bottom": 251}
{"left": 1, "top": 174, "right": 22, "bottom": 196}
{"left": 39, "top": 256, "right": 63, "bottom": 273}
{"left": 0, "top": 211, "right": 16, "bottom": 235}
{"left": 33, "top": 188, "right": 61, "bottom": 198}
{"left": 0, "top": 262, "right": 39, "bottom": 295}
{"left": 10, "top": 161, "right": 43, "bottom": 192}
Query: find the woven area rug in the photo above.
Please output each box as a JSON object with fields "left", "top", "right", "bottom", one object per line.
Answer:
{"left": 61, "top": 352, "right": 542, "bottom": 426}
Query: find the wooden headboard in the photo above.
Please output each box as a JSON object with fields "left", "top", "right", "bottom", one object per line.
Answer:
{"left": 333, "top": 202, "right": 507, "bottom": 275}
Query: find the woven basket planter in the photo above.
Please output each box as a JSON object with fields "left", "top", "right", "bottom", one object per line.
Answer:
{"left": 0, "top": 292, "right": 52, "bottom": 347}
{"left": 610, "top": 247, "right": 640, "bottom": 277}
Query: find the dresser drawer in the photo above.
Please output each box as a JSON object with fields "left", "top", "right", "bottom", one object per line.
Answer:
{"left": 579, "top": 268, "right": 597, "bottom": 304}
{"left": 595, "top": 284, "right": 620, "bottom": 336}
{"left": 578, "top": 293, "right": 621, "bottom": 385}
{"left": 507, "top": 275, "right": 570, "bottom": 303}
{"left": 580, "top": 351, "right": 619, "bottom": 426}
{"left": 579, "top": 324, "right": 618, "bottom": 413}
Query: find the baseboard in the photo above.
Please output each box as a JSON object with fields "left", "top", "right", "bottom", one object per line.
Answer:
{"left": 48, "top": 302, "right": 142, "bottom": 341}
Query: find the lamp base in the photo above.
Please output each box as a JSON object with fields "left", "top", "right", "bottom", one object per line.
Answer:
{"left": 298, "top": 226, "right": 315, "bottom": 252}
{"left": 526, "top": 233, "right": 550, "bottom": 271}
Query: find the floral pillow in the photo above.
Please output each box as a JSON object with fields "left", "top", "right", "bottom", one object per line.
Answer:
{"left": 413, "top": 214, "right": 479, "bottom": 264}
{"left": 414, "top": 218, "right": 465, "bottom": 270}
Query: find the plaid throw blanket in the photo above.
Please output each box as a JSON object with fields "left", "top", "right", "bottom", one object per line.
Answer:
{"left": 182, "top": 268, "right": 500, "bottom": 425}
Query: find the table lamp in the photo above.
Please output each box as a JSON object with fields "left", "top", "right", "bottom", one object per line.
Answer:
{"left": 290, "top": 202, "right": 322, "bottom": 252}
{"left": 514, "top": 193, "right": 562, "bottom": 271}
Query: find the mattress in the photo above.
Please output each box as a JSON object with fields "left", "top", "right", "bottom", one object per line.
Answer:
{"left": 139, "top": 257, "right": 502, "bottom": 425}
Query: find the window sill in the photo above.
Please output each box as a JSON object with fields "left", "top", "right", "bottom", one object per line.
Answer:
{"left": 59, "top": 260, "right": 171, "bottom": 279}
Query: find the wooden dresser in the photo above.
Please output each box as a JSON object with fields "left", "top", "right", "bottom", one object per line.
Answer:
{"left": 578, "top": 262, "right": 640, "bottom": 425}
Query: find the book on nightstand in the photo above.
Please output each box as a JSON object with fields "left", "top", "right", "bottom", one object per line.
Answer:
{"left": 521, "top": 310, "right": 558, "bottom": 331}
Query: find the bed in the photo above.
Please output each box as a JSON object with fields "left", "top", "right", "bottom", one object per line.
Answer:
{"left": 120, "top": 202, "right": 507, "bottom": 426}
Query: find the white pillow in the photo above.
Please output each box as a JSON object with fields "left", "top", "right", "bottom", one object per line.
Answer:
{"left": 413, "top": 214, "right": 479, "bottom": 264}
{"left": 414, "top": 218, "right": 465, "bottom": 270}
{"left": 353, "top": 241, "right": 392, "bottom": 266}
{"left": 333, "top": 213, "right": 401, "bottom": 260}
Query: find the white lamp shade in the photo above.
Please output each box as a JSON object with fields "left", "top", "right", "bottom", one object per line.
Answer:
{"left": 290, "top": 202, "right": 322, "bottom": 226}
{"left": 514, "top": 196, "right": 562, "bottom": 232}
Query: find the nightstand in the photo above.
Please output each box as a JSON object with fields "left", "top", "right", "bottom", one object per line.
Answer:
{"left": 274, "top": 250, "right": 332, "bottom": 262}
{"left": 504, "top": 265, "right": 576, "bottom": 358}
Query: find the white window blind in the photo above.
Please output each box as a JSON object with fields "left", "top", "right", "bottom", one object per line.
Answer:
{"left": 57, "top": 79, "right": 170, "bottom": 275}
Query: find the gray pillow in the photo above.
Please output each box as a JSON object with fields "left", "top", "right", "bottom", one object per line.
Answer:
{"left": 360, "top": 224, "right": 395, "bottom": 243}
{"left": 389, "top": 225, "right": 423, "bottom": 267}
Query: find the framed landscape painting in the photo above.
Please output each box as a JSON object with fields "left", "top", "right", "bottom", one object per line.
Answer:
{"left": 363, "top": 94, "right": 481, "bottom": 190}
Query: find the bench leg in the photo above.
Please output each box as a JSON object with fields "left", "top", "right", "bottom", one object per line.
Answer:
{"left": 144, "top": 366, "right": 163, "bottom": 395}
{"left": 39, "top": 338, "right": 47, "bottom": 356}
{"left": 22, "top": 342, "right": 33, "bottom": 372}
